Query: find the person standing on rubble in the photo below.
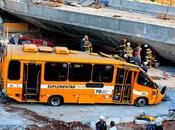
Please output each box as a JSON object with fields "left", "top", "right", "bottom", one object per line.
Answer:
{"left": 124, "top": 42, "right": 133, "bottom": 57}
{"left": 96, "top": 115, "right": 107, "bottom": 130}
{"left": 18, "top": 35, "right": 23, "bottom": 45}
{"left": 80, "top": 35, "right": 92, "bottom": 52}
{"left": 130, "top": 51, "right": 141, "bottom": 66}
{"left": 119, "top": 38, "right": 127, "bottom": 50}
{"left": 9, "top": 35, "right": 15, "bottom": 45}
{"left": 136, "top": 43, "right": 142, "bottom": 62}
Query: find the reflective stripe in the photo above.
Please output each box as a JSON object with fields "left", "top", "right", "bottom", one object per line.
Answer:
{"left": 6, "top": 84, "right": 114, "bottom": 94}
{"left": 133, "top": 89, "right": 148, "bottom": 96}
{"left": 41, "top": 84, "right": 114, "bottom": 94}
{"left": 7, "top": 84, "right": 22, "bottom": 88}
{"left": 41, "top": 84, "right": 113, "bottom": 89}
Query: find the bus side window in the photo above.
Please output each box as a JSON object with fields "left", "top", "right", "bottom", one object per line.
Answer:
{"left": 92, "top": 64, "right": 114, "bottom": 82}
{"left": 126, "top": 71, "right": 132, "bottom": 84}
{"left": 44, "top": 62, "right": 68, "bottom": 81}
{"left": 8, "top": 60, "right": 20, "bottom": 80}
{"left": 137, "top": 72, "right": 153, "bottom": 87}
{"left": 69, "top": 63, "right": 92, "bottom": 82}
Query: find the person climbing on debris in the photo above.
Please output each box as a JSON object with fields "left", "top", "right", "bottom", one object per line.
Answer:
{"left": 96, "top": 115, "right": 107, "bottom": 130}
{"left": 130, "top": 51, "right": 141, "bottom": 66}
{"left": 124, "top": 42, "right": 133, "bottom": 57}
{"left": 9, "top": 34, "right": 15, "bottom": 44}
{"left": 119, "top": 38, "right": 127, "bottom": 50}
{"left": 116, "top": 38, "right": 128, "bottom": 57}
{"left": 80, "top": 35, "right": 92, "bottom": 52}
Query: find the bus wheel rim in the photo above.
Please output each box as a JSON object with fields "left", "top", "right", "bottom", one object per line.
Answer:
{"left": 138, "top": 98, "right": 146, "bottom": 107}
{"left": 51, "top": 97, "right": 60, "bottom": 106}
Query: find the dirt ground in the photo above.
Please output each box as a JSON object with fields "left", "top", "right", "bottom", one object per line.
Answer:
{"left": 0, "top": 97, "right": 175, "bottom": 130}
{"left": 0, "top": 100, "right": 91, "bottom": 130}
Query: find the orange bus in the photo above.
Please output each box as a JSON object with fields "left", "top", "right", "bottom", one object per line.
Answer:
{"left": 0, "top": 44, "right": 166, "bottom": 107}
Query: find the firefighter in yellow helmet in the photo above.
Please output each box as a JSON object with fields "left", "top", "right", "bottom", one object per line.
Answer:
{"left": 80, "top": 35, "right": 93, "bottom": 53}
{"left": 145, "top": 48, "right": 153, "bottom": 67}
{"left": 124, "top": 42, "right": 133, "bottom": 57}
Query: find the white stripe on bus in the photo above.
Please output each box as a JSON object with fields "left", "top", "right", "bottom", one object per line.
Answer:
{"left": 133, "top": 89, "right": 148, "bottom": 96}
{"left": 7, "top": 84, "right": 22, "bottom": 88}
{"left": 7, "top": 84, "right": 114, "bottom": 94}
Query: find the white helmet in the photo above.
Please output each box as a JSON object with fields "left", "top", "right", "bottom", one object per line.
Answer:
{"left": 124, "top": 54, "right": 128, "bottom": 59}
{"left": 144, "top": 44, "right": 148, "bottom": 48}
{"left": 127, "top": 42, "right": 131, "bottom": 46}
{"left": 143, "top": 62, "right": 148, "bottom": 65}
{"left": 100, "top": 115, "right": 105, "bottom": 121}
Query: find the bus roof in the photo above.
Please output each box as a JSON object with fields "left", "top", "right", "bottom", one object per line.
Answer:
{"left": 6, "top": 44, "right": 138, "bottom": 67}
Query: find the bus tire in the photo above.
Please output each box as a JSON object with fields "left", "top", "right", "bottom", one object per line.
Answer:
{"left": 48, "top": 96, "right": 63, "bottom": 106}
{"left": 135, "top": 97, "right": 147, "bottom": 107}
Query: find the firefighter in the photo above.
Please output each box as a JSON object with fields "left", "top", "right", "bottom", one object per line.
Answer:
{"left": 80, "top": 35, "right": 92, "bottom": 53}
{"left": 83, "top": 40, "right": 93, "bottom": 53}
{"left": 145, "top": 48, "right": 153, "bottom": 67}
{"left": 18, "top": 35, "right": 23, "bottom": 45}
{"left": 9, "top": 35, "right": 15, "bottom": 45}
{"left": 124, "top": 42, "right": 133, "bottom": 57}
{"left": 141, "top": 44, "right": 148, "bottom": 63}
{"left": 119, "top": 38, "right": 127, "bottom": 50}
{"left": 96, "top": 115, "right": 107, "bottom": 130}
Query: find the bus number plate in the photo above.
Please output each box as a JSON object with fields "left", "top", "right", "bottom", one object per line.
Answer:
{"left": 95, "top": 89, "right": 112, "bottom": 94}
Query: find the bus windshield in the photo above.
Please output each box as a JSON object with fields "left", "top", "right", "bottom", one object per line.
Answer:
{"left": 137, "top": 71, "right": 156, "bottom": 89}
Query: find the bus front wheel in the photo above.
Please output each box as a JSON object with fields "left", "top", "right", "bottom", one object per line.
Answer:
{"left": 48, "top": 96, "right": 63, "bottom": 106}
{"left": 135, "top": 97, "right": 147, "bottom": 107}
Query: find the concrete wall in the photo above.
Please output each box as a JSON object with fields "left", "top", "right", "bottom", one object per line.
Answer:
{"left": 109, "top": 0, "right": 175, "bottom": 16}
{"left": 1, "top": 0, "right": 175, "bottom": 45}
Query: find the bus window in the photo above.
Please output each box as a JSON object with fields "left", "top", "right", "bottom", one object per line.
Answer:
{"left": 126, "top": 71, "right": 132, "bottom": 84}
{"left": 69, "top": 63, "right": 92, "bottom": 81}
{"left": 8, "top": 60, "right": 20, "bottom": 80}
{"left": 92, "top": 64, "right": 114, "bottom": 82}
{"left": 44, "top": 62, "right": 68, "bottom": 81}
{"left": 116, "top": 68, "right": 125, "bottom": 84}
{"left": 137, "top": 71, "right": 154, "bottom": 88}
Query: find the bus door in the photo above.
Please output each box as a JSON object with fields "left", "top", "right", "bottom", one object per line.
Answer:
{"left": 23, "top": 63, "right": 41, "bottom": 101}
{"left": 113, "top": 68, "right": 133, "bottom": 103}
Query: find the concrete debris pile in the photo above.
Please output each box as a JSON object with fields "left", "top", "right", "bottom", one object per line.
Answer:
{"left": 156, "top": 12, "right": 174, "bottom": 20}
{"left": 34, "top": 0, "right": 63, "bottom": 7}
{"left": 134, "top": 108, "right": 175, "bottom": 129}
